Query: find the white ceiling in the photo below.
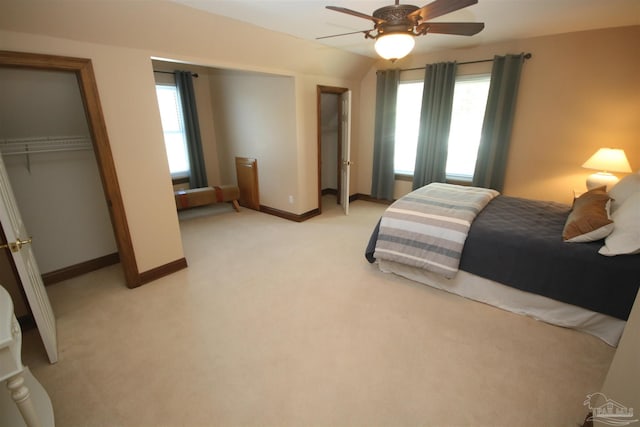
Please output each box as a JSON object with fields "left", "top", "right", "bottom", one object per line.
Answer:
{"left": 174, "top": 0, "right": 640, "bottom": 58}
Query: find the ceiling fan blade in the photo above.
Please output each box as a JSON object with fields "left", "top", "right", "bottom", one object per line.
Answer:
{"left": 420, "top": 22, "right": 484, "bottom": 36}
{"left": 316, "top": 30, "right": 370, "bottom": 40}
{"left": 326, "top": 6, "right": 385, "bottom": 25}
{"left": 408, "top": 0, "right": 478, "bottom": 22}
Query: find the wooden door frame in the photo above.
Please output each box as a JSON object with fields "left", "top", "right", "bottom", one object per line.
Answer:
{"left": 316, "top": 85, "right": 348, "bottom": 213}
{"left": 0, "top": 50, "right": 140, "bottom": 287}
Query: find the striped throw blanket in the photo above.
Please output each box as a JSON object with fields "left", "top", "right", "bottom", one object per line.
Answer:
{"left": 374, "top": 183, "right": 499, "bottom": 278}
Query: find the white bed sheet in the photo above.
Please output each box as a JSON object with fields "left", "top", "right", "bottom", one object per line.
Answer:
{"left": 377, "top": 259, "right": 625, "bottom": 346}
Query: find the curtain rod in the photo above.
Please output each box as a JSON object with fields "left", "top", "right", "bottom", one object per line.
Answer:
{"left": 400, "top": 52, "right": 532, "bottom": 72}
{"left": 153, "top": 70, "right": 199, "bottom": 78}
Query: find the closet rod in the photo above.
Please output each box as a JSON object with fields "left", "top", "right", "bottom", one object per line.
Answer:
{"left": 400, "top": 52, "right": 532, "bottom": 72}
{"left": 0, "top": 135, "right": 93, "bottom": 173}
{"left": 153, "top": 70, "right": 199, "bottom": 78}
{"left": 1, "top": 147, "right": 93, "bottom": 156}
{"left": 0, "top": 136, "right": 92, "bottom": 156}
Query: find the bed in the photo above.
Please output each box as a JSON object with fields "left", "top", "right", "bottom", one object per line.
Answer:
{"left": 365, "top": 179, "right": 640, "bottom": 346}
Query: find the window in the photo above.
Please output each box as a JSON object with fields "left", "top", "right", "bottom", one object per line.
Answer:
{"left": 155, "top": 84, "right": 190, "bottom": 179}
{"left": 394, "top": 82, "right": 423, "bottom": 175}
{"left": 393, "top": 74, "right": 491, "bottom": 180}
{"left": 445, "top": 75, "right": 491, "bottom": 179}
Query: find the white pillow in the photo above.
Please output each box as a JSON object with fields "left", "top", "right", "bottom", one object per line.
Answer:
{"left": 609, "top": 172, "right": 640, "bottom": 214}
{"left": 599, "top": 191, "right": 640, "bottom": 256}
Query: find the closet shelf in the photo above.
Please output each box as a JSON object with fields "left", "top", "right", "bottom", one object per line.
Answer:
{"left": 0, "top": 135, "right": 92, "bottom": 156}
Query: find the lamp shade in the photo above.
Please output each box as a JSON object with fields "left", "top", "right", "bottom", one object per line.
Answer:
{"left": 582, "top": 148, "right": 632, "bottom": 173}
{"left": 375, "top": 33, "right": 415, "bottom": 61}
{"left": 581, "top": 148, "right": 632, "bottom": 190}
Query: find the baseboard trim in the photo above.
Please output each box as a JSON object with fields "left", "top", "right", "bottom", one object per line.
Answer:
{"left": 260, "top": 189, "right": 393, "bottom": 222}
{"left": 260, "top": 205, "right": 321, "bottom": 222}
{"left": 321, "top": 188, "right": 337, "bottom": 196}
{"left": 136, "top": 257, "right": 188, "bottom": 287}
{"left": 259, "top": 194, "right": 389, "bottom": 223}
{"left": 42, "top": 252, "right": 120, "bottom": 286}
{"left": 297, "top": 208, "right": 322, "bottom": 221}
{"left": 40, "top": 251, "right": 189, "bottom": 289}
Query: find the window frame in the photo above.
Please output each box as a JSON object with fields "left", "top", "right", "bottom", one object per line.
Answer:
{"left": 155, "top": 83, "right": 191, "bottom": 181}
{"left": 444, "top": 73, "right": 491, "bottom": 183}
{"left": 392, "top": 72, "right": 491, "bottom": 185}
{"left": 393, "top": 79, "right": 424, "bottom": 177}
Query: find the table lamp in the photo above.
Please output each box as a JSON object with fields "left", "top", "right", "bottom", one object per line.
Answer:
{"left": 582, "top": 148, "right": 632, "bottom": 190}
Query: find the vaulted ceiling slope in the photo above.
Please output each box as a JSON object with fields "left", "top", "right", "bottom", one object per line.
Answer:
{"left": 0, "top": 0, "right": 375, "bottom": 79}
{"left": 174, "top": 0, "right": 640, "bottom": 58}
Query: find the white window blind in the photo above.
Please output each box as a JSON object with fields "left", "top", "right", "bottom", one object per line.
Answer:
{"left": 156, "top": 85, "right": 190, "bottom": 179}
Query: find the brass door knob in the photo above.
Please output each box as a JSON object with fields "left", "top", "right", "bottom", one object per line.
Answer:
{"left": 0, "top": 237, "right": 33, "bottom": 253}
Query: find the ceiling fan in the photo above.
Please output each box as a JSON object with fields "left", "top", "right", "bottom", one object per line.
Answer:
{"left": 320, "top": 0, "right": 484, "bottom": 61}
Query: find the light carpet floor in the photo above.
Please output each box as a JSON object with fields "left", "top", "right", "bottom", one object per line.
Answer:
{"left": 21, "top": 197, "right": 615, "bottom": 426}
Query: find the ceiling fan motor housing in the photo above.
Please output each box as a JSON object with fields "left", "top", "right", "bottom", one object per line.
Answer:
{"left": 373, "top": 4, "right": 420, "bottom": 36}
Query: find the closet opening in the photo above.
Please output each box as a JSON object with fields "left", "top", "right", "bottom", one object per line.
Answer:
{"left": 317, "top": 85, "right": 349, "bottom": 214}
{"left": 0, "top": 51, "right": 138, "bottom": 297}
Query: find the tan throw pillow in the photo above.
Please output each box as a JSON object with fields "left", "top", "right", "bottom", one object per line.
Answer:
{"left": 563, "top": 186, "right": 613, "bottom": 242}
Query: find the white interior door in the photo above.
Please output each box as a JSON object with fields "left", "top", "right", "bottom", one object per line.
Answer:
{"left": 340, "top": 90, "right": 352, "bottom": 215}
{"left": 0, "top": 154, "right": 57, "bottom": 363}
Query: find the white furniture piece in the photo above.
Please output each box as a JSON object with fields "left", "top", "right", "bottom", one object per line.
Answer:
{"left": 0, "top": 285, "right": 54, "bottom": 427}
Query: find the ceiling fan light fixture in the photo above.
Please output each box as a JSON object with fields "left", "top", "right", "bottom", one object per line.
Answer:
{"left": 374, "top": 32, "right": 415, "bottom": 61}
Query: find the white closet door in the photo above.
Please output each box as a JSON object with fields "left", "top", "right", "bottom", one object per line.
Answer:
{"left": 0, "top": 153, "right": 57, "bottom": 364}
{"left": 340, "top": 90, "right": 352, "bottom": 215}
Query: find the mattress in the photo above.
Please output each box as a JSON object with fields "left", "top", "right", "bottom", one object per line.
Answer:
{"left": 378, "top": 259, "right": 626, "bottom": 346}
{"left": 459, "top": 196, "right": 640, "bottom": 320}
{"left": 366, "top": 191, "right": 640, "bottom": 346}
{"left": 367, "top": 195, "right": 640, "bottom": 321}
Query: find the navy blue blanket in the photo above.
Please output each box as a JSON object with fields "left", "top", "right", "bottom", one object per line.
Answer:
{"left": 366, "top": 195, "right": 640, "bottom": 320}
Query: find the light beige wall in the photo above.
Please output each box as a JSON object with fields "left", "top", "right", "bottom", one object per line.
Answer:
{"left": 357, "top": 26, "right": 640, "bottom": 204}
{"left": 208, "top": 69, "right": 298, "bottom": 210}
{"left": 193, "top": 70, "right": 222, "bottom": 187}
{"left": 205, "top": 68, "right": 362, "bottom": 215}
{"left": 0, "top": 1, "right": 372, "bottom": 79}
{"left": 0, "top": 0, "right": 373, "bottom": 270}
{"left": 0, "top": 68, "right": 89, "bottom": 136}
{"left": 358, "top": 68, "right": 378, "bottom": 198}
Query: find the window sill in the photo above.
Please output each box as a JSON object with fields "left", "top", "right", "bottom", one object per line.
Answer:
{"left": 172, "top": 176, "right": 190, "bottom": 186}
{"left": 393, "top": 173, "right": 473, "bottom": 187}
{"left": 394, "top": 173, "right": 413, "bottom": 182}
{"left": 446, "top": 177, "right": 473, "bottom": 186}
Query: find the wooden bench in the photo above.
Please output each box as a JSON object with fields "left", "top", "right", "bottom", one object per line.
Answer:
{"left": 174, "top": 185, "right": 240, "bottom": 212}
